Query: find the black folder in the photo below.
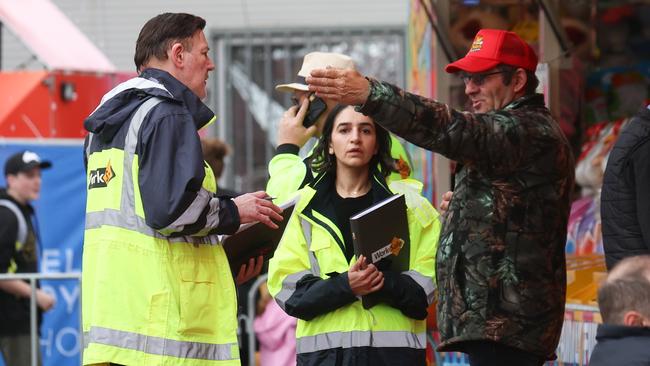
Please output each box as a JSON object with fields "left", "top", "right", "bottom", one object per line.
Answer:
{"left": 350, "top": 193, "right": 410, "bottom": 309}
{"left": 222, "top": 199, "right": 296, "bottom": 273}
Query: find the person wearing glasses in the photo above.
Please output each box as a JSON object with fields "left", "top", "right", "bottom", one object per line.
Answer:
{"left": 306, "top": 29, "right": 575, "bottom": 366}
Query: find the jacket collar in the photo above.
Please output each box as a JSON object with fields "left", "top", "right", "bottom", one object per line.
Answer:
{"left": 297, "top": 169, "right": 392, "bottom": 256}
{"left": 0, "top": 188, "right": 33, "bottom": 214}
{"left": 597, "top": 324, "right": 650, "bottom": 340}
{"left": 140, "top": 68, "right": 216, "bottom": 130}
{"left": 503, "top": 93, "right": 545, "bottom": 111}
{"left": 304, "top": 168, "right": 392, "bottom": 220}
{"left": 637, "top": 105, "right": 650, "bottom": 122}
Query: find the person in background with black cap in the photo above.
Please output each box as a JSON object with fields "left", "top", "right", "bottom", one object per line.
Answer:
{"left": 0, "top": 150, "right": 55, "bottom": 366}
{"left": 306, "top": 29, "right": 575, "bottom": 365}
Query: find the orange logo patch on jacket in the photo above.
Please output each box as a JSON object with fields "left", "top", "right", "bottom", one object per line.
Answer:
{"left": 88, "top": 160, "right": 116, "bottom": 189}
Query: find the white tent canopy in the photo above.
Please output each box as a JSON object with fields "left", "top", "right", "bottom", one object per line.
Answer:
{"left": 0, "top": 0, "right": 115, "bottom": 72}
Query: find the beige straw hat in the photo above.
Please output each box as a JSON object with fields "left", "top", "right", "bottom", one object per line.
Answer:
{"left": 275, "top": 51, "right": 356, "bottom": 93}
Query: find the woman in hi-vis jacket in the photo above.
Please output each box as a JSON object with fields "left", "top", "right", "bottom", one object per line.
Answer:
{"left": 268, "top": 104, "right": 441, "bottom": 366}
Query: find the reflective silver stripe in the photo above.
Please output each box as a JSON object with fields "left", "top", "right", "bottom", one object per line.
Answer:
{"left": 403, "top": 270, "right": 436, "bottom": 305}
{"left": 84, "top": 326, "right": 238, "bottom": 361}
{"left": 300, "top": 219, "right": 320, "bottom": 276}
{"left": 201, "top": 193, "right": 223, "bottom": 234}
{"left": 121, "top": 96, "right": 222, "bottom": 239}
{"left": 275, "top": 270, "right": 311, "bottom": 311}
{"left": 121, "top": 97, "right": 162, "bottom": 223}
{"left": 159, "top": 187, "right": 218, "bottom": 236}
{"left": 85, "top": 209, "right": 219, "bottom": 245}
{"left": 296, "top": 330, "right": 426, "bottom": 354}
{"left": 301, "top": 218, "right": 312, "bottom": 245}
{"left": 85, "top": 96, "right": 219, "bottom": 245}
{"left": 0, "top": 200, "right": 27, "bottom": 245}
{"left": 274, "top": 219, "right": 325, "bottom": 311}
{"left": 85, "top": 132, "right": 94, "bottom": 162}
{"left": 91, "top": 77, "right": 172, "bottom": 114}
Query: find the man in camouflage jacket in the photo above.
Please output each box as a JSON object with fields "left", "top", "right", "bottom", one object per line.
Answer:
{"left": 306, "top": 29, "right": 575, "bottom": 365}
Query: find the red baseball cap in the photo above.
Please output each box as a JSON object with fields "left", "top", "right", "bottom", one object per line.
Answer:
{"left": 445, "top": 29, "right": 538, "bottom": 74}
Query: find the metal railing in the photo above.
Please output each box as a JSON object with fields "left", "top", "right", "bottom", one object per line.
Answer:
{"left": 241, "top": 273, "right": 268, "bottom": 366}
{"left": 239, "top": 275, "right": 601, "bottom": 366}
{"left": 0, "top": 272, "right": 82, "bottom": 366}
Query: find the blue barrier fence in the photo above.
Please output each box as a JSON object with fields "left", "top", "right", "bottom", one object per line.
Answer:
{"left": 0, "top": 141, "right": 85, "bottom": 366}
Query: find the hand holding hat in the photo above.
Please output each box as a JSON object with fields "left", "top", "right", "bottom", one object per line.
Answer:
{"left": 275, "top": 51, "right": 360, "bottom": 145}
{"left": 275, "top": 51, "right": 357, "bottom": 93}
{"left": 306, "top": 67, "right": 370, "bottom": 106}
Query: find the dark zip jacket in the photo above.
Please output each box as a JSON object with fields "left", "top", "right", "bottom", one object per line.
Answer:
{"left": 83, "top": 68, "right": 239, "bottom": 236}
{"left": 589, "top": 324, "right": 650, "bottom": 366}
{"left": 358, "top": 79, "right": 575, "bottom": 359}
{"left": 601, "top": 106, "right": 650, "bottom": 270}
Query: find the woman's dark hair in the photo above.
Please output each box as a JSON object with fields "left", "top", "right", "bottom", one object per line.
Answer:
{"left": 134, "top": 13, "right": 206, "bottom": 71}
{"left": 309, "top": 104, "right": 395, "bottom": 177}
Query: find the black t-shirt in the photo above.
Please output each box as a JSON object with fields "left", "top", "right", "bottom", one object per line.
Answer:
{"left": 0, "top": 189, "right": 40, "bottom": 335}
{"left": 332, "top": 190, "right": 373, "bottom": 262}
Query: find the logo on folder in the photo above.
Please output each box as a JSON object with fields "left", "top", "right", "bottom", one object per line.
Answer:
{"left": 469, "top": 35, "right": 484, "bottom": 52}
{"left": 88, "top": 160, "right": 116, "bottom": 189}
{"left": 371, "top": 237, "right": 405, "bottom": 264}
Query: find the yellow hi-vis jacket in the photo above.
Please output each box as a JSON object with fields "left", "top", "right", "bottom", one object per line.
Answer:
{"left": 82, "top": 71, "right": 240, "bottom": 366}
{"left": 268, "top": 173, "right": 440, "bottom": 365}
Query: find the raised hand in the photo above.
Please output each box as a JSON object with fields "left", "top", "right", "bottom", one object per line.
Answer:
{"left": 440, "top": 191, "right": 453, "bottom": 214}
{"left": 36, "top": 289, "right": 55, "bottom": 311}
{"left": 277, "top": 98, "right": 318, "bottom": 147}
{"left": 306, "top": 67, "right": 370, "bottom": 105}
{"left": 233, "top": 191, "right": 283, "bottom": 228}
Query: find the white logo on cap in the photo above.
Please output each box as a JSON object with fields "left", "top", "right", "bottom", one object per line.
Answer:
{"left": 22, "top": 151, "right": 41, "bottom": 164}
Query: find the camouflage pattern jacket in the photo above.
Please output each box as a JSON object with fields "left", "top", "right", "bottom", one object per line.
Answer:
{"left": 357, "top": 79, "right": 575, "bottom": 359}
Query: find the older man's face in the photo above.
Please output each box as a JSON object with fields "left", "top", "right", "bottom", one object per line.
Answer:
{"left": 177, "top": 30, "right": 215, "bottom": 100}
{"left": 462, "top": 68, "right": 517, "bottom": 113}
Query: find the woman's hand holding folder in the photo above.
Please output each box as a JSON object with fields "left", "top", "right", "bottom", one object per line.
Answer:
{"left": 348, "top": 255, "right": 384, "bottom": 296}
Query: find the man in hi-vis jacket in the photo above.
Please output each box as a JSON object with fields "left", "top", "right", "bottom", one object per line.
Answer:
{"left": 82, "top": 13, "right": 282, "bottom": 366}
